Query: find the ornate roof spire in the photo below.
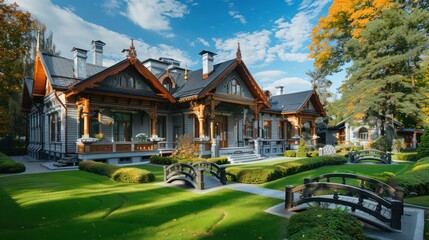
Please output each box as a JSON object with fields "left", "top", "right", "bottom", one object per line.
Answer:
{"left": 128, "top": 39, "right": 137, "bottom": 58}
{"left": 184, "top": 64, "right": 188, "bottom": 82}
{"left": 236, "top": 42, "right": 242, "bottom": 61}
{"left": 36, "top": 29, "right": 41, "bottom": 53}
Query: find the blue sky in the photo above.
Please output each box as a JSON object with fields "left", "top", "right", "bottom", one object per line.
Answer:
{"left": 11, "top": 0, "right": 344, "bottom": 95}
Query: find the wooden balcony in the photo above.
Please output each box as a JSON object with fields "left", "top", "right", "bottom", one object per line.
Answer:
{"left": 77, "top": 141, "right": 155, "bottom": 154}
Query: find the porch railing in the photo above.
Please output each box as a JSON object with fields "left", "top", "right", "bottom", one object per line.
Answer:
{"left": 77, "top": 141, "right": 156, "bottom": 154}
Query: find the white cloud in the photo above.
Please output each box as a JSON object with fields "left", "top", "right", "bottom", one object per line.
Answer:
{"left": 284, "top": 0, "right": 293, "bottom": 6}
{"left": 254, "top": 70, "right": 287, "bottom": 82}
{"left": 273, "top": 13, "right": 311, "bottom": 52}
{"left": 125, "top": 0, "right": 188, "bottom": 31}
{"left": 13, "top": 0, "right": 195, "bottom": 67}
{"left": 197, "top": 37, "right": 210, "bottom": 47}
{"left": 102, "top": 0, "right": 121, "bottom": 16}
{"left": 228, "top": 10, "right": 247, "bottom": 24}
{"left": 263, "top": 77, "right": 311, "bottom": 95}
{"left": 213, "top": 30, "right": 271, "bottom": 65}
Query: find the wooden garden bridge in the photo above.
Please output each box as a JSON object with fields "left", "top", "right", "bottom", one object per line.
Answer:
{"left": 285, "top": 173, "right": 404, "bottom": 231}
{"left": 349, "top": 149, "right": 392, "bottom": 164}
{"left": 164, "top": 161, "right": 226, "bottom": 190}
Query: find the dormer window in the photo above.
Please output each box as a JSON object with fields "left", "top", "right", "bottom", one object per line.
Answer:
{"left": 227, "top": 79, "right": 241, "bottom": 95}
{"left": 162, "top": 77, "right": 173, "bottom": 91}
{"left": 116, "top": 74, "right": 135, "bottom": 88}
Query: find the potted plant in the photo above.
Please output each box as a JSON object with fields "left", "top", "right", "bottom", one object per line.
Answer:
{"left": 135, "top": 133, "right": 148, "bottom": 141}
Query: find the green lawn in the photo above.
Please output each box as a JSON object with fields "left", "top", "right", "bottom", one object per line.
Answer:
{"left": 261, "top": 163, "right": 413, "bottom": 190}
{"left": 230, "top": 157, "right": 303, "bottom": 168}
{"left": 0, "top": 170, "right": 286, "bottom": 240}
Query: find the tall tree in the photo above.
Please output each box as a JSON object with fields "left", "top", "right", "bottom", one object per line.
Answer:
{"left": 0, "top": 0, "right": 34, "bottom": 138}
{"left": 341, "top": 5, "right": 429, "bottom": 133}
{"left": 306, "top": 69, "right": 333, "bottom": 108}
{"left": 0, "top": 0, "right": 33, "bottom": 107}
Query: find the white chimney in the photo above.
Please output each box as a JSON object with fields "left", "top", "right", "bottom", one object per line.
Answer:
{"left": 72, "top": 47, "right": 88, "bottom": 79}
{"left": 199, "top": 50, "right": 216, "bottom": 79}
{"left": 91, "top": 40, "right": 105, "bottom": 66}
{"left": 275, "top": 86, "right": 284, "bottom": 95}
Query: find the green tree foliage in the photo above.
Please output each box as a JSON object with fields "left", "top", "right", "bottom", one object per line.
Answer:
{"left": 341, "top": 5, "right": 429, "bottom": 132}
{"left": 306, "top": 69, "right": 333, "bottom": 108}
{"left": 417, "top": 129, "right": 429, "bottom": 160}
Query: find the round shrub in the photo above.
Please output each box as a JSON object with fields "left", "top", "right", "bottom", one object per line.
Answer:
{"left": 284, "top": 150, "right": 296, "bottom": 157}
{"left": 112, "top": 168, "right": 155, "bottom": 183}
{"left": 149, "top": 156, "right": 178, "bottom": 165}
{"left": 286, "top": 208, "right": 364, "bottom": 240}
{"left": 0, "top": 160, "right": 25, "bottom": 173}
{"left": 78, "top": 160, "right": 97, "bottom": 171}
{"left": 206, "top": 157, "right": 229, "bottom": 165}
{"left": 417, "top": 128, "right": 429, "bottom": 160}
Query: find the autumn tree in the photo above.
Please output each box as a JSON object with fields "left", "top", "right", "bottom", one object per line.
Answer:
{"left": 0, "top": 0, "right": 34, "bottom": 138}
{"left": 341, "top": 5, "right": 429, "bottom": 133}
{"left": 309, "top": 0, "right": 393, "bottom": 74}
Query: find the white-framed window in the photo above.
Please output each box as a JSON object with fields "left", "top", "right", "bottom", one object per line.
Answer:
{"left": 227, "top": 79, "right": 241, "bottom": 95}
{"left": 358, "top": 127, "right": 369, "bottom": 140}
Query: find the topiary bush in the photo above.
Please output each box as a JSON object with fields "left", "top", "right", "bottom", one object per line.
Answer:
{"left": 286, "top": 208, "right": 365, "bottom": 240}
{"left": 149, "top": 156, "right": 179, "bottom": 165}
{"left": 284, "top": 150, "right": 296, "bottom": 157}
{"left": 0, "top": 152, "right": 26, "bottom": 173}
{"left": 112, "top": 168, "right": 155, "bottom": 183}
{"left": 226, "top": 155, "right": 347, "bottom": 184}
{"left": 297, "top": 138, "right": 306, "bottom": 153}
{"left": 79, "top": 160, "right": 155, "bottom": 184}
{"left": 309, "top": 150, "right": 319, "bottom": 157}
{"left": 296, "top": 152, "right": 308, "bottom": 158}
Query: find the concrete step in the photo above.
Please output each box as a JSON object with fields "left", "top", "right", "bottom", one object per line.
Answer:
{"left": 229, "top": 154, "right": 267, "bottom": 163}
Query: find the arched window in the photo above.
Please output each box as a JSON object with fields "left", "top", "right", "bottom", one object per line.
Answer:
{"left": 359, "top": 127, "right": 369, "bottom": 140}
{"left": 227, "top": 79, "right": 241, "bottom": 95}
{"left": 162, "top": 78, "right": 173, "bottom": 91}
{"left": 116, "top": 74, "right": 135, "bottom": 88}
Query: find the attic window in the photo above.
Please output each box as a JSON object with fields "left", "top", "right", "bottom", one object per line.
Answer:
{"left": 227, "top": 79, "right": 241, "bottom": 95}
{"left": 116, "top": 74, "right": 135, "bottom": 88}
{"left": 162, "top": 77, "right": 173, "bottom": 91}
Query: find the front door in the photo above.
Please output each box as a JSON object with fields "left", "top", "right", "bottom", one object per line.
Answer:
{"left": 214, "top": 116, "right": 228, "bottom": 148}
{"left": 114, "top": 113, "right": 131, "bottom": 141}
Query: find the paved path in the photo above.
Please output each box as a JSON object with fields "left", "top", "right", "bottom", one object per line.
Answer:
{"left": 0, "top": 156, "right": 76, "bottom": 177}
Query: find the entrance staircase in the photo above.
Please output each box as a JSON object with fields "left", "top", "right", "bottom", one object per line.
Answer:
{"left": 53, "top": 154, "right": 79, "bottom": 167}
{"left": 228, "top": 153, "right": 267, "bottom": 164}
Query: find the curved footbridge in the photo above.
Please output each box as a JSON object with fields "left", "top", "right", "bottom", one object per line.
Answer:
{"left": 163, "top": 162, "right": 226, "bottom": 190}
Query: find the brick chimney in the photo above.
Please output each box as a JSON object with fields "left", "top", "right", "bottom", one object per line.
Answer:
{"left": 72, "top": 47, "right": 88, "bottom": 79}
{"left": 199, "top": 50, "right": 216, "bottom": 79}
{"left": 91, "top": 40, "right": 105, "bottom": 66}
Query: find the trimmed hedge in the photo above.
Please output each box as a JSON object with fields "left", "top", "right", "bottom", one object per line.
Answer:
{"left": 0, "top": 153, "right": 26, "bottom": 173}
{"left": 149, "top": 156, "right": 229, "bottom": 165}
{"left": 284, "top": 150, "right": 296, "bottom": 157}
{"left": 286, "top": 208, "right": 364, "bottom": 240}
{"left": 296, "top": 152, "right": 308, "bottom": 158}
{"left": 226, "top": 155, "right": 347, "bottom": 184}
{"left": 395, "top": 152, "right": 418, "bottom": 161}
{"left": 394, "top": 157, "right": 429, "bottom": 195}
{"left": 112, "top": 168, "right": 155, "bottom": 183}
{"left": 79, "top": 160, "right": 155, "bottom": 183}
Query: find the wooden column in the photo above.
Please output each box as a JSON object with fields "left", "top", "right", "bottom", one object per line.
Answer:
{"left": 253, "top": 110, "right": 259, "bottom": 139}
{"left": 82, "top": 98, "right": 90, "bottom": 138}
{"left": 311, "top": 119, "right": 316, "bottom": 145}
{"left": 190, "top": 101, "right": 206, "bottom": 137}
{"left": 151, "top": 104, "right": 157, "bottom": 137}
{"left": 210, "top": 100, "right": 215, "bottom": 140}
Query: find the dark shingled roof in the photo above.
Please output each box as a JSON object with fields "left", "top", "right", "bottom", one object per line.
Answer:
{"left": 172, "top": 59, "right": 236, "bottom": 99}
{"left": 91, "top": 85, "right": 159, "bottom": 98}
{"left": 269, "top": 90, "right": 313, "bottom": 113}
{"left": 41, "top": 53, "right": 106, "bottom": 89}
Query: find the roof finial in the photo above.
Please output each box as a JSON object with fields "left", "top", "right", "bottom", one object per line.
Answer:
{"left": 128, "top": 39, "right": 137, "bottom": 58}
{"left": 236, "top": 42, "right": 242, "bottom": 60}
{"left": 184, "top": 64, "right": 188, "bottom": 82}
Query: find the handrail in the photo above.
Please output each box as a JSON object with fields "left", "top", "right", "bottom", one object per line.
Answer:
{"left": 308, "top": 173, "right": 403, "bottom": 201}
{"left": 349, "top": 149, "right": 392, "bottom": 164}
{"left": 285, "top": 181, "right": 403, "bottom": 230}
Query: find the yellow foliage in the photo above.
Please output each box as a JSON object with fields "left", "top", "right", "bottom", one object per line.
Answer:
{"left": 309, "top": 0, "right": 393, "bottom": 70}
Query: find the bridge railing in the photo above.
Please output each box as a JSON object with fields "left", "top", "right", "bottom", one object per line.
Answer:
{"left": 285, "top": 181, "right": 403, "bottom": 230}
{"left": 349, "top": 149, "right": 391, "bottom": 164}
{"left": 308, "top": 173, "right": 403, "bottom": 202}
{"left": 164, "top": 161, "right": 226, "bottom": 190}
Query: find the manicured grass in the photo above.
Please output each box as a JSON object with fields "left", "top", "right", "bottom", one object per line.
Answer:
{"left": 133, "top": 164, "right": 164, "bottom": 182}
{"left": 0, "top": 170, "right": 286, "bottom": 240}
{"left": 404, "top": 195, "right": 429, "bottom": 207}
{"left": 261, "top": 163, "right": 413, "bottom": 190}
{"left": 230, "top": 157, "right": 303, "bottom": 168}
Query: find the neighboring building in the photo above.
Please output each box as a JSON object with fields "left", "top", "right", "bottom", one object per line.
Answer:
{"left": 325, "top": 119, "right": 422, "bottom": 149}
{"left": 22, "top": 40, "right": 326, "bottom": 164}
